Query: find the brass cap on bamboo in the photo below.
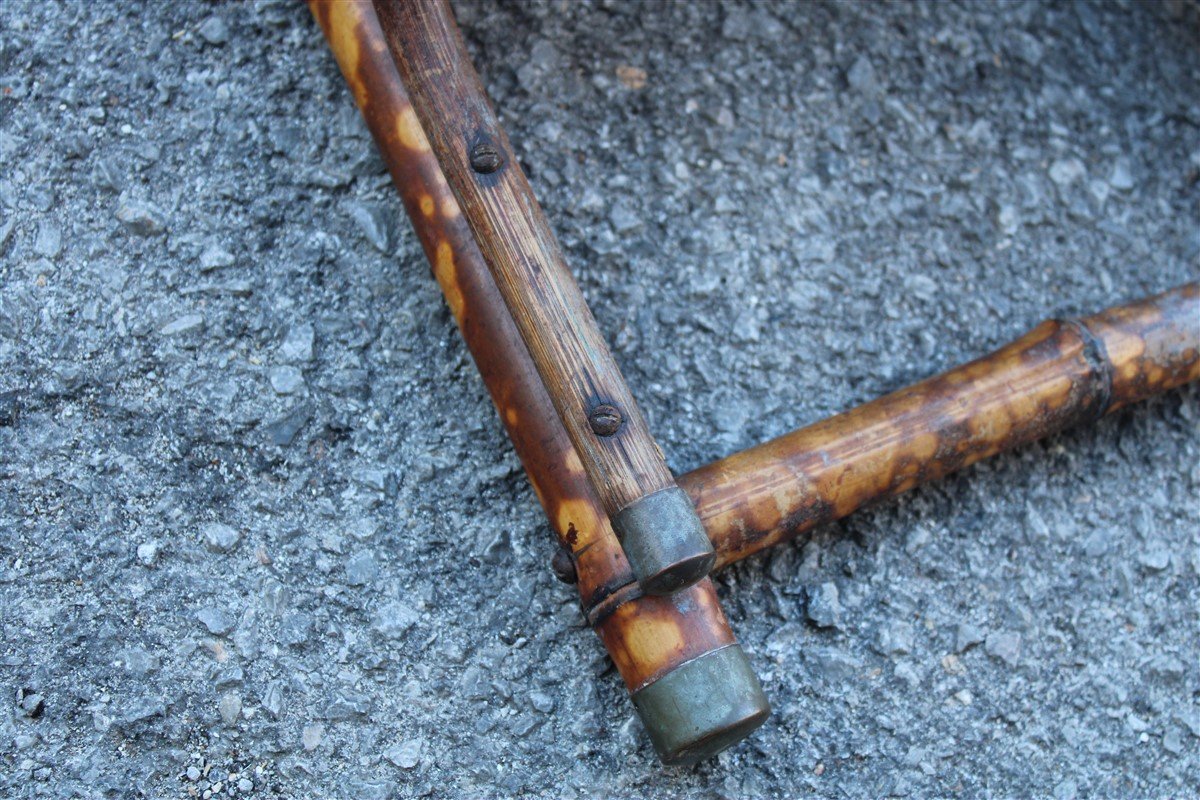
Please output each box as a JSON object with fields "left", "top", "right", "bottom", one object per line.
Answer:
{"left": 631, "top": 644, "right": 770, "bottom": 766}
{"left": 611, "top": 487, "right": 715, "bottom": 595}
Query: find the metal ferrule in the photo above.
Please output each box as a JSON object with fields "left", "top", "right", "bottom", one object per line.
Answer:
{"left": 611, "top": 487, "right": 715, "bottom": 596}
{"left": 631, "top": 644, "right": 771, "bottom": 766}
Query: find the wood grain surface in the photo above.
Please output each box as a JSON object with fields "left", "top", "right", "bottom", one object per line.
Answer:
{"left": 683, "top": 283, "right": 1200, "bottom": 568}
{"left": 370, "top": 0, "right": 682, "bottom": 519}
{"left": 310, "top": 0, "right": 741, "bottom": 699}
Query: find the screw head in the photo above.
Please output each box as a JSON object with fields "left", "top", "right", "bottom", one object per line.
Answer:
{"left": 588, "top": 404, "right": 622, "bottom": 436}
{"left": 469, "top": 141, "right": 503, "bottom": 174}
{"left": 551, "top": 547, "right": 577, "bottom": 584}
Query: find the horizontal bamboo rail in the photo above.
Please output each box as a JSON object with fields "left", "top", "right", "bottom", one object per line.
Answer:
{"left": 685, "top": 283, "right": 1199, "bottom": 568}
{"left": 309, "top": 0, "right": 767, "bottom": 766}
{"left": 370, "top": 0, "right": 714, "bottom": 595}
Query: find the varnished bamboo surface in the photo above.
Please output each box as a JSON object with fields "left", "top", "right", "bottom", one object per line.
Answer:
{"left": 309, "top": 0, "right": 737, "bottom": 695}
{"left": 684, "top": 283, "right": 1200, "bottom": 569}
{"left": 370, "top": 0, "right": 680, "bottom": 521}
{"left": 313, "top": 0, "right": 1200, "bottom": 593}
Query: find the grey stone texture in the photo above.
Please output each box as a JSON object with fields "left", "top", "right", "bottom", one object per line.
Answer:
{"left": 1, "top": 1, "right": 1197, "bottom": 797}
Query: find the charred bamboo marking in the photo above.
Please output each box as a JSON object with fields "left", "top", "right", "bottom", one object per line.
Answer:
{"left": 593, "top": 580, "right": 736, "bottom": 692}
{"left": 316, "top": 0, "right": 368, "bottom": 107}
{"left": 395, "top": 106, "right": 431, "bottom": 152}
{"left": 1082, "top": 283, "right": 1200, "bottom": 412}
{"left": 587, "top": 580, "right": 643, "bottom": 628}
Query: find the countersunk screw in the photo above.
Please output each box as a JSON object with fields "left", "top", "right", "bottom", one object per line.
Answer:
{"left": 551, "top": 547, "right": 577, "bottom": 584}
{"left": 588, "top": 404, "right": 622, "bottom": 436}
{"left": 469, "top": 141, "right": 503, "bottom": 174}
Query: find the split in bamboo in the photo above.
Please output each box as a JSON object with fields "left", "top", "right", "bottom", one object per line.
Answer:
{"left": 309, "top": 0, "right": 769, "bottom": 766}
{"left": 370, "top": 0, "right": 714, "bottom": 595}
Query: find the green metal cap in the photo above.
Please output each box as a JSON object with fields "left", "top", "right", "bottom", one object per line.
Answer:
{"left": 631, "top": 644, "right": 770, "bottom": 766}
{"left": 611, "top": 487, "right": 715, "bottom": 596}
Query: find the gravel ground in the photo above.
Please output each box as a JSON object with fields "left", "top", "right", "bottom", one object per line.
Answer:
{"left": 2, "top": 1, "right": 1198, "bottom": 797}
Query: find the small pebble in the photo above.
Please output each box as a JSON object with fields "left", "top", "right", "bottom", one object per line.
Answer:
{"left": 202, "top": 523, "right": 241, "bottom": 553}
{"left": 302, "top": 723, "right": 323, "bottom": 751}
{"left": 218, "top": 692, "right": 242, "bottom": 726}
{"left": 847, "top": 55, "right": 879, "bottom": 94}
{"left": 530, "top": 691, "right": 555, "bottom": 714}
{"left": 1109, "top": 159, "right": 1135, "bottom": 192}
{"left": 278, "top": 324, "right": 315, "bottom": 363}
{"left": 344, "top": 551, "right": 379, "bottom": 586}
{"left": 385, "top": 739, "right": 422, "bottom": 770}
{"left": 345, "top": 201, "right": 391, "bottom": 252}
{"left": 116, "top": 200, "right": 165, "bottom": 235}
{"left": 609, "top": 202, "right": 641, "bottom": 234}
{"left": 196, "top": 606, "right": 234, "bottom": 635}
{"left": 33, "top": 223, "right": 62, "bottom": 258}
{"left": 985, "top": 632, "right": 1022, "bottom": 666}
{"left": 199, "top": 245, "right": 235, "bottom": 272}
{"left": 876, "top": 622, "right": 914, "bottom": 656}
{"left": 161, "top": 314, "right": 204, "bottom": 336}
{"left": 268, "top": 365, "right": 304, "bottom": 395}
{"left": 136, "top": 541, "right": 159, "bottom": 566}
{"left": 198, "top": 16, "right": 229, "bottom": 45}
{"left": 1048, "top": 158, "right": 1086, "bottom": 188}
{"left": 1139, "top": 544, "right": 1170, "bottom": 571}
{"left": 806, "top": 582, "right": 842, "bottom": 629}
{"left": 955, "top": 623, "right": 986, "bottom": 653}
{"left": 20, "top": 692, "right": 45, "bottom": 718}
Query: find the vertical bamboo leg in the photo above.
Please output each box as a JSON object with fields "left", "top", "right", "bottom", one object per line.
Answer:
{"left": 370, "top": 0, "right": 714, "bottom": 596}
{"left": 309, "top": 0, "right": 768, "bottom": 765}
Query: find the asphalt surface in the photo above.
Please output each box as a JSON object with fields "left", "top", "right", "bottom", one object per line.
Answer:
{"left": 1, "top": 1, "right": 1198, "bottom": 798}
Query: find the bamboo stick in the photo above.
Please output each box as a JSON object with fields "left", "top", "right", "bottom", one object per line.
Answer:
{"left": 311, "top": 0, "right": 1199, "bottom": 766}
{"left": 309, "top": 0, "right": 769, "bottom": 766}
{"left": 683, "top": 283, "right": 1200, "bottom": 569}
{"left": 370, "top": 0, "right": 714, "bottom": 595}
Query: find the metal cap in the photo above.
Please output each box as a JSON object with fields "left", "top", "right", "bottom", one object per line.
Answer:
{"left": 611, "top": 487, "right": 715, "bottom": 595}
{"left": 631, "top": 644, "right": 771, "bottom": 766}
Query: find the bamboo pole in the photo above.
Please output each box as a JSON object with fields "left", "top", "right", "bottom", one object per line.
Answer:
{"left": 309, "top": 0, "right": 769, "bottom": 766}
{"left": 370, "top": 0, "right": 714, "bottom": 595}
{"left": 684, "top": 283, "right": 1200, "bottom": 569}
{"left": 311, "top": 0, "right": 1200, "bottom": 766}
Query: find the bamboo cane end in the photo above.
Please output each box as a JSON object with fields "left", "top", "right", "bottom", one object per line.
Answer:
{"left": 631, "top": 644, "right": 770, "bottom": 766}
